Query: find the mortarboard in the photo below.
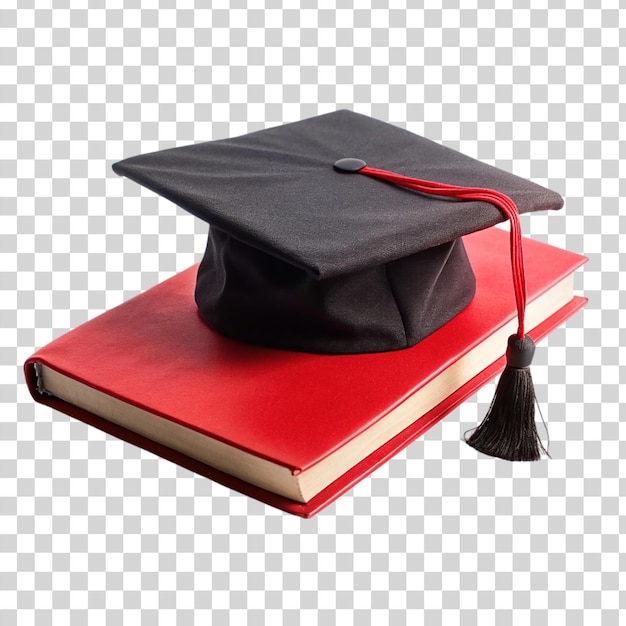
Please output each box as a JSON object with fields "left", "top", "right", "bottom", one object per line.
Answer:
{"left": 113, "top": 109, "right": 565, "bottom": 461}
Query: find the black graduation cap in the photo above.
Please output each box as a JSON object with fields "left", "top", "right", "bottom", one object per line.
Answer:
{"left": 112, "top": 110, "right": 562, "bottom": 355}
{"left": 113, "top": 109, "right": 564, "bottom": 461}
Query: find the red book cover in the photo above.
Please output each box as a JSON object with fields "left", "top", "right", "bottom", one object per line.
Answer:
{"left": 25, "top": 227, "right": 586, "bottom": 517}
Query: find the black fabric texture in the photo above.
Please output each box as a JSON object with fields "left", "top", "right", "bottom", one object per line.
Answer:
{"left": 112, "top": 110, "right": 564, "bottom": 354}
{"left": 195, "top": 228, "right": 476, "bottom": 354}
{"left": 112, "top": 109, "right": 563, "bottom": 279}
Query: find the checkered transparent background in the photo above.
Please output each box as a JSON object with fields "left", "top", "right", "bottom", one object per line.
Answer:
{"left": 2, "top": 2, "right": 624, "bottom": 624}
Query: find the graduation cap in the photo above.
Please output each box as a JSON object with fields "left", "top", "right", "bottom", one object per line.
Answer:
{"left": 113, "top": 109, "right": 564, "bottom": 461}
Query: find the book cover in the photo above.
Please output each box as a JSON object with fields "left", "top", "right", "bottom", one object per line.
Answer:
{"left": 25, "top": 227, "right": 587, "bottom": 517}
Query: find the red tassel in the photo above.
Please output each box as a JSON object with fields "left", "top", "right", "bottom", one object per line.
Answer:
{"left": 334, "top": 158, "right": 549, "bottom": 461}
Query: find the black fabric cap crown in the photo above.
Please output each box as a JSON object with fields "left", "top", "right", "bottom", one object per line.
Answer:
{"left": 112, "top": 110, "right": 564, "bottom": 354}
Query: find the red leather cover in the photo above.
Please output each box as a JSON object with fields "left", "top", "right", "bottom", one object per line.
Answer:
{"left": 25, "top": 228, "right": 587, "bottom": 517}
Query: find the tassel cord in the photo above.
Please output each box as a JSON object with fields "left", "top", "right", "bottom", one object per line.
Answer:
{"left": 339, "top": 161, "right": 549, "bottom": 461}
{"left": 360, "top": 165, "right": 527, "bottom": 338}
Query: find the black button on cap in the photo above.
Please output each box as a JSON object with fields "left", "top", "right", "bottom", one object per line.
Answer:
{"left": 334, "top": 158, "right": 367, "bottom": 172}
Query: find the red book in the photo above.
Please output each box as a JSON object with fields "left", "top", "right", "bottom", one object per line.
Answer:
{"left": 25, "top": 227, "right": 586, "bottom": 517}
